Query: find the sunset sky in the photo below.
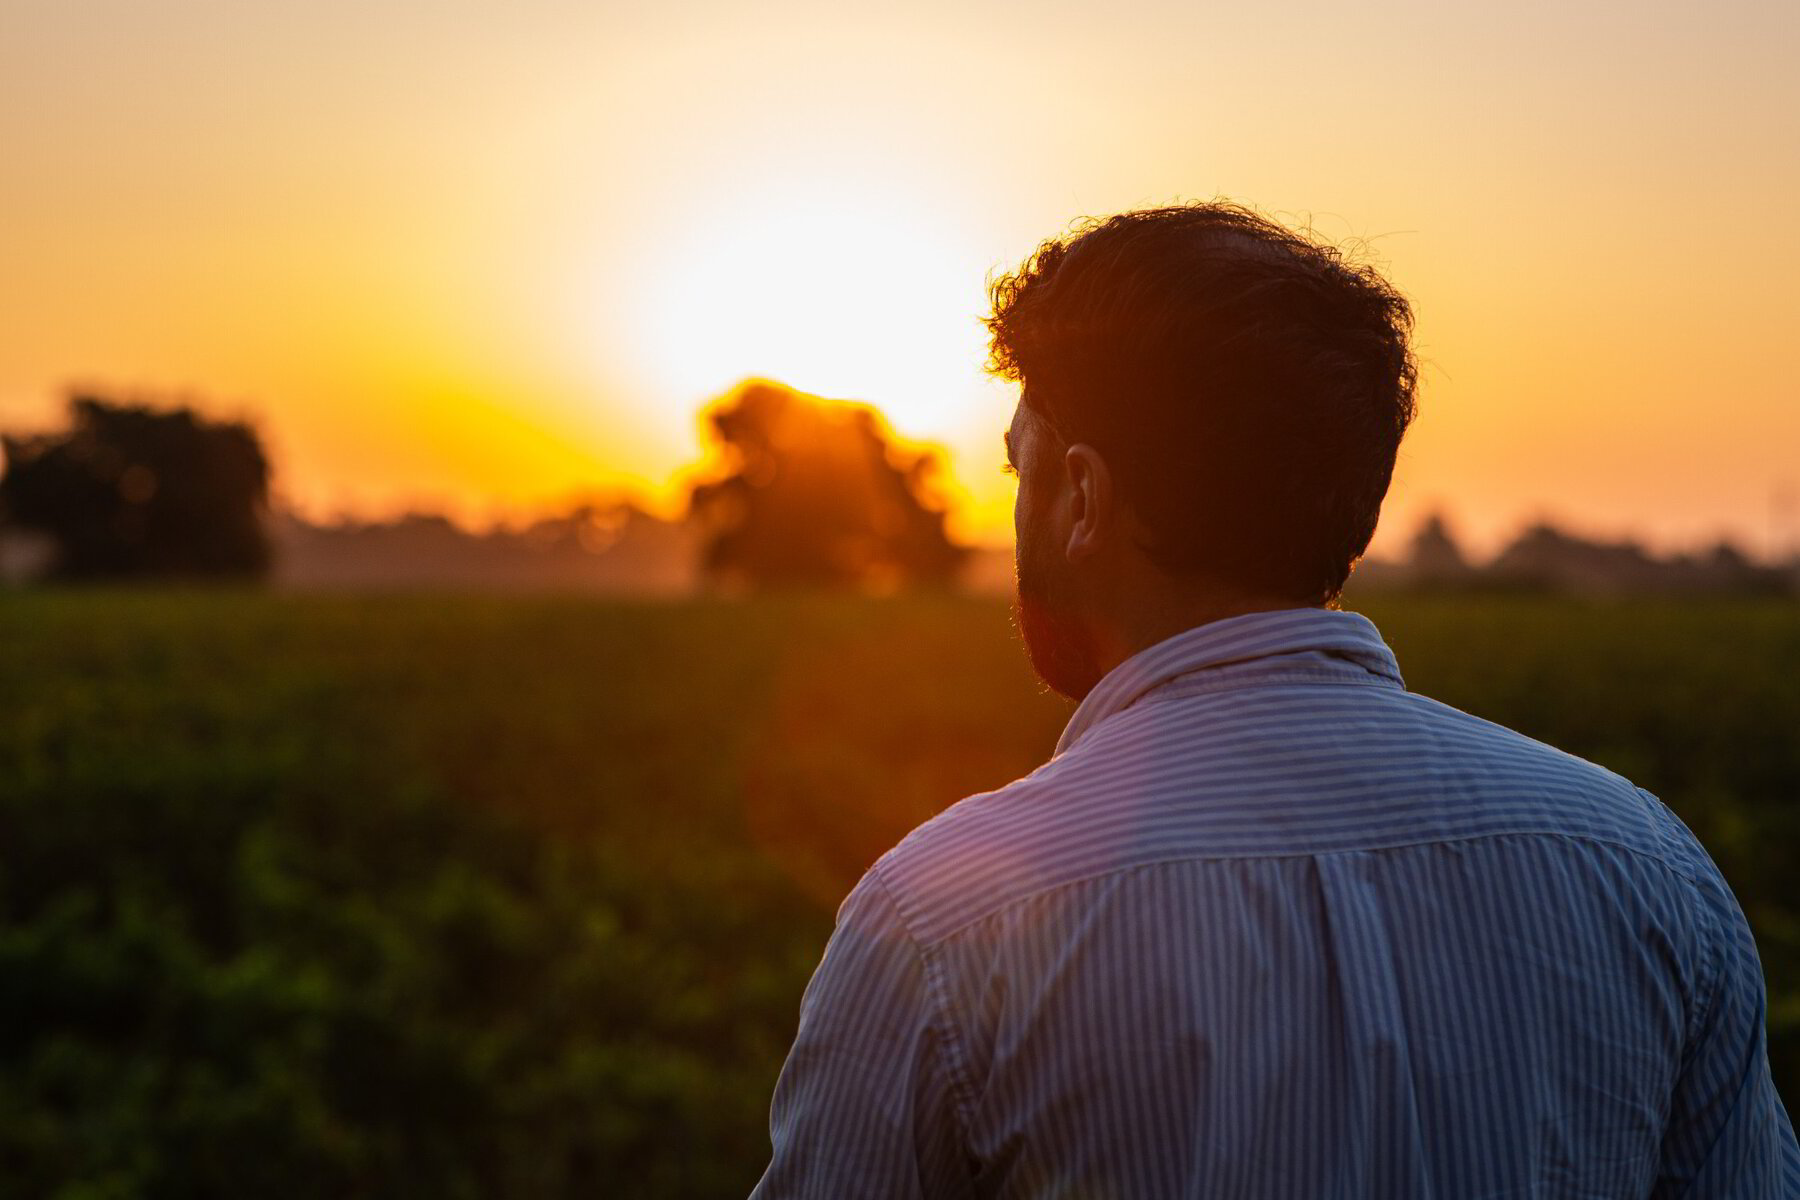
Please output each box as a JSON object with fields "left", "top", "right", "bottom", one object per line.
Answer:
{"left": 3, "top": 0, "right": 1796, "bottom": 560}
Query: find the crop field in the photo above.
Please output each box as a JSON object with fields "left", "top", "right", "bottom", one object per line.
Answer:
{"left": 2, "top": 588, "right": 1797, "bottom": 1197}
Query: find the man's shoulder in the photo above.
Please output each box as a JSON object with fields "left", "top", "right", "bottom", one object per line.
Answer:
{"left": 1384, "top": 689, "right": 1724, "bottom": 879}
{"left": 864, "top": 758, "right": 1077, "bottom": 947}
{"left": 869, "top": 679, "right": 1712, "bottom": 949}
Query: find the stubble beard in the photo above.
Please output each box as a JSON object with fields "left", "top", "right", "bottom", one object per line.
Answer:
{"left": 1012, "top": 519, "right": 1104, "bottom": 702}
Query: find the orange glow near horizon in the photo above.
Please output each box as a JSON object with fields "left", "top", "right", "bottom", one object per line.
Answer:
{"left": 3, "top": 0, "right": 1797, "bottom": 562}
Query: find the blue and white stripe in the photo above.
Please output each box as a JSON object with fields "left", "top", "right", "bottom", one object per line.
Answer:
{"left": 752, "top": 606, "right": 1800, "bottom": 1198}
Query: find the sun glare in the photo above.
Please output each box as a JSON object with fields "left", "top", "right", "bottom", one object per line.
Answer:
{"left": 628, "top": 183, "right": 994, "bottom": 442}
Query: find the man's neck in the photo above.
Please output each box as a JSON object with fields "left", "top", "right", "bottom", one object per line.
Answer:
{"left": 1091, "top": 589, "right": 1322, "bottom": 683}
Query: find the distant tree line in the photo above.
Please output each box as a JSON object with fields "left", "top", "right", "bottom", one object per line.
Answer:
{"left": 270, "top": 504, "right": 699, "bottom": 595}
{"left": 3, "top": 391, "right": 1793, "bottom": 597}
{"left": 1, "top": 384, "right": 969, "bottom": 592}
{"left": 1356, "top": 510, "right": 1799, "bottom": 598}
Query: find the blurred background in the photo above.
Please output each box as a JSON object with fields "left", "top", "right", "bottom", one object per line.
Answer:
{"left": 2, "top": 0, "right": 1797, "bottom": 1195}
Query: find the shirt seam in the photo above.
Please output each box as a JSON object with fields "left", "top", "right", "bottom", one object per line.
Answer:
{"left": 868, "top": 862, "right": 983, "bottom": 1149}
{"left": 1685, "top": 874, "right": 1729, "bottom": 1057}
{"left": 1632, "top": 787, "right": 1729, "bottom": 1052}
{"left": 911, "top": 828, "right": 1720, "bottom": 949}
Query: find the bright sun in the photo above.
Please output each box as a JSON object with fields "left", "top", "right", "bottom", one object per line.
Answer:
{"left": 630, "top": 181, "right": 996, "bottom": 441}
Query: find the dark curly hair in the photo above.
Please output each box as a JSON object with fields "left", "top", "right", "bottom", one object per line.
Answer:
{"left": 985, "top": 200, "right": 1418, "bottom": 607}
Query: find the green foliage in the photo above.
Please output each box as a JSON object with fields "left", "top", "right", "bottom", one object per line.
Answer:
{"left": 0, "top": 591, "right": 1063, "bottom": 1197}
{"left": 0, "top": 590, "right": 1794, "bottom": 1195}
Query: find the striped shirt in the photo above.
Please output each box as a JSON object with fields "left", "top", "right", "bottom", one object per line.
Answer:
{"left": 751, "top": 606, "right": 1800, "bottom": 1198}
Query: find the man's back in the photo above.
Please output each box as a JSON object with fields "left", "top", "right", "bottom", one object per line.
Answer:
{"left": 752, "top": 607, "right": 1799, "bottom": 1198}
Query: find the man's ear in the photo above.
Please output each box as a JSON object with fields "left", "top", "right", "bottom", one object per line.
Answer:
{"left": 1062, "top": 443, "right": 1113, "bottom": 563}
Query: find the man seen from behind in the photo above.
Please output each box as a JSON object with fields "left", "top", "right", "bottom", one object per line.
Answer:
{"left": 751, "top": 201, "right": 1800, "bottom": 1198}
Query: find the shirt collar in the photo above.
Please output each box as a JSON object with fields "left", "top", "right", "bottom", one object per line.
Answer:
{"left": 1053, "top": 606, "right": 1406, "bottom": 757}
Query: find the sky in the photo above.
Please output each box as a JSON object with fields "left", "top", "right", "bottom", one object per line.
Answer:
{"left": 3, "top": 0, "right": 1796, "bottom": 560}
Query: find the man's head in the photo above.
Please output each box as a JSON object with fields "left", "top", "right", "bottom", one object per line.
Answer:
{"left": 988, "top": 201, "right": 1418, "bottom": 700}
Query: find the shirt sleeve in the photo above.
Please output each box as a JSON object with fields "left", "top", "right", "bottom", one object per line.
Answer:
{"left": 750, "top": 868, "right": 974, "bottom": 1200}
{"left": 1655, "top": 864, "right": 1800, "bottom": 1198}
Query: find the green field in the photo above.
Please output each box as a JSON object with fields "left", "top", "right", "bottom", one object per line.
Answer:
{"left": 3, "top": 589, "right": 1797, "bottom": 1197}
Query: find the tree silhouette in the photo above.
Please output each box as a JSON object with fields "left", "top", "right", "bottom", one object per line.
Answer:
{"left": 685, "top": 380, "right": 967, "bottom": 591}
{"left": 1404, "top": 508, "right": 1474, "bottom": 587}
{"left": 1, "top": 393, "right": 272, "bottom": 581}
